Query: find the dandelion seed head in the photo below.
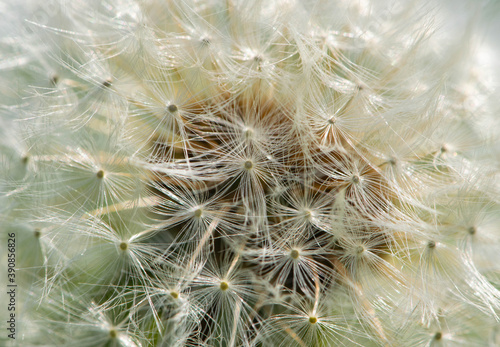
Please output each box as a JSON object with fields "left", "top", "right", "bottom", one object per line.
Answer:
{"left": 4, "top": 0, "right": 500, "bottom": 346}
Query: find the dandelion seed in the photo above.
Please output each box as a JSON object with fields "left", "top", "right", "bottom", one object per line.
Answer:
{"left": 200, "top": 37, "right": 211, "bottom": 46}
{"left": 351, "top": 175, "right": 360, "bottom": 185}
{"left": 96, "top": 169, "right": 105, "bottom": 179}
{"left": 167, "top": 104, "right": 178, "bottom": 113}
{"left": 220, "top": 281, "right": 229, "bottom": 291}
{"left": 244, "top": 160, "right": 254, "bottom": 170}
{"left": 355, "top": 245, "right": 365, "bottom": 255}
{"left": 467, "top": 226, "right": 476, "bottom": 235}
{"left": 243, "top": 127, "right": 254, "bottom": 139}
{"left": 50, "top": 74, "right": 59, "bottom": 85}
{"left": 101, "top": 78, "right": 112, "bottom": 88}
{"left": 193, "top": 207, "right": 203, "bottom": 218}
{"left": 109, "top": 329, "right": 118, "bottom": 339}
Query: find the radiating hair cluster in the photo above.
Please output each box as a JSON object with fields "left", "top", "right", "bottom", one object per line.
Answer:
{"left": 1, "top": 0, "right": 500, "bottom": 346}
